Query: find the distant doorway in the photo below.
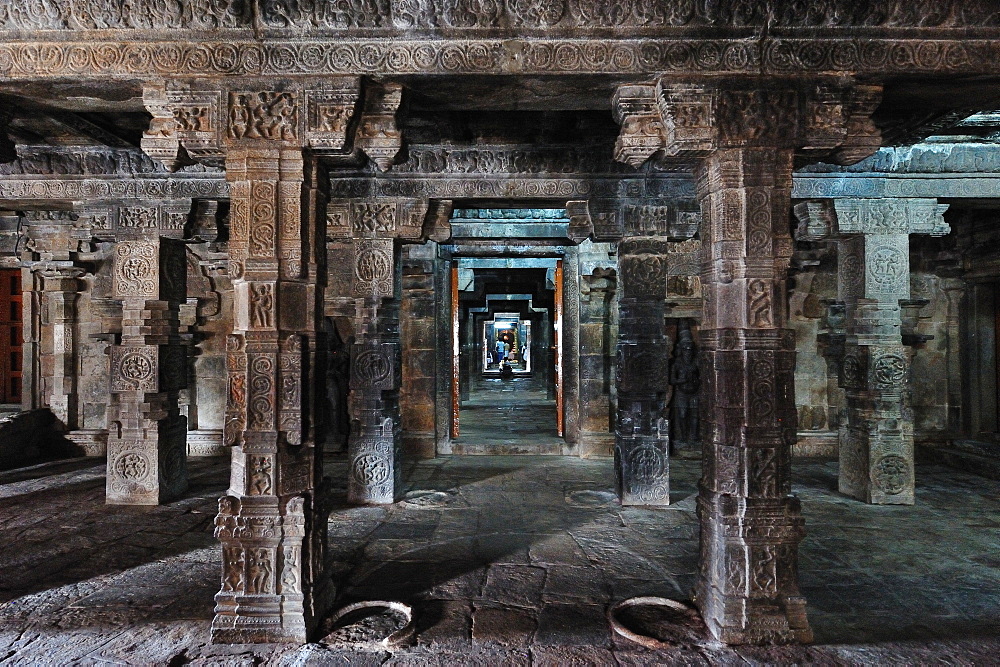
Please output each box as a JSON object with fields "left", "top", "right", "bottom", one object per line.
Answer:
{"left": 450, "top": 261, "right": 563, "bottom": 454}
{"left": 0, "top": 268, "right": 22, "bottom": 404}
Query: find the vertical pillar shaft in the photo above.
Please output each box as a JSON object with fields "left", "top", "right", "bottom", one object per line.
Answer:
{"left": 795, "top": 198, "right": 949, "bottom": 505}
{"left": 695, "top": 147, "right": 810, "bottom": 643}
{"left": 346, "top": 238, "right": 402, "bottom": 504}
{"left": 615, "top": 237, "right": 670, "bottom": 506}
{"left": 214, "top": 147, "right": 330, "bottom": 642}
{"left": 562, "top": 247, "right": 581, "bottom": 450}
{"left": 400, "top": 244, "right": 438, "bottom": 458}
{"left": 106, "top": 237, "right": 188, "bottom": 505}
{"left": 38, "top": 268, "right": 84, "bottom": 426}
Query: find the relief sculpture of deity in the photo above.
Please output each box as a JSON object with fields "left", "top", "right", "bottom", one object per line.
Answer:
{"left": 669, "top": 320, "right": 700, "bottom": 456}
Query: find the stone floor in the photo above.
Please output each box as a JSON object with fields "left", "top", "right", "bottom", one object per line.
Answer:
{"left": 453, "top": 376, "right": 564, "bottom": 455}
{"left": 1, "top": 453, "right": 999, "bottom": 665}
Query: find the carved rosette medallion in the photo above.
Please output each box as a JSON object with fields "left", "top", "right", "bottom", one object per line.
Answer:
{"left": 873, "top": 455, "right": 908, "bottom": 495}
{"left": 107, "top": 440, "right": 156, "bottom": 496}
{"left": 113, "top": 241, "right": 158, "bottom": 298}
{"left": 872, "top": 353, "right": 907, "bottom": 388}
{"left": 111, "top": 345, "right": 159, "bottom": 392}
{"left": 351, "top": 238, "right": 394, "bottom": 298}
{"left": 348, "top": 434, "right": 396, "bottom": 503}
{"left": 867, "top": 245, "right": 907, "bottom": 294}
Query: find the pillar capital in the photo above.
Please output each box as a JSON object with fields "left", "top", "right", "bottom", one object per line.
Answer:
{"left": 613, "top": 78, "right": 883, "bottom": 168}
{"left": 794, "top": 198, "right": 950, "bottom": 242}
{"left": 142, "top": 77, "right": 362, "bottom": 171}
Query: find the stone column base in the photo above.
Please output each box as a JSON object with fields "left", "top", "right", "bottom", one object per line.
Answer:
{"left": 66, "top": 429, "right": 108, "bottom": 457}
{"left": 188, "top": 430, "right": 226, "bottom": 457}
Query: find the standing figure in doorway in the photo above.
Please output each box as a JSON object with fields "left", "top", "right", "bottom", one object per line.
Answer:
{"left": 669, "top": 320, "right": 700, "bottom": 455}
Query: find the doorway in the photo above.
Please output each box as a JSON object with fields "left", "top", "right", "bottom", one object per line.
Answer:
{"left": 0, "top": 268, "right": 22, "bottom": 405}
{"left": 451, "top": 263, "right": 563, "bottom": 454}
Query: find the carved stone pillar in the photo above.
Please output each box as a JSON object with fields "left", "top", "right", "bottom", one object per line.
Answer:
{"left": 617, "top": 77, "right": 882, "bottom": 644}
{"left": 346, "top": 237, "right": 401, "bottom": 504}
{"left": 20, "top": 212, "right": 98, "bottom": 439}
{"left": 794, "top": 198, "right": 950, "bottom": 504}
{"left": 216, "top": 147, "right": 328, "bottom": 643}
{"left": 38, "top": 267, "right": 85, "bottom": 425}
{"left": 143, "top": 77, "right": 360, "bottom": 643}
{"left": 106, "top": 237, "right": 188, "bottom": 505}
{"left": 328, "top": 197, "right": 430, "bottom": 504}
{"left": 400, "top": 243, "right": 438, "bottom": 459}
{"left": 614, "top": 236, "right": 670, "bottom": 506}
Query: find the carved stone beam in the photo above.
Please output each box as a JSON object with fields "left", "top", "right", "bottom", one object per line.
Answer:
{"left": 794, "top": 198, "right": 949, "bottom": 506}
{"left": 355, "top": 81, "right": 403, "bottom": 172}
{"left": 142, "top": 78, "right": 361, "bottom": 172}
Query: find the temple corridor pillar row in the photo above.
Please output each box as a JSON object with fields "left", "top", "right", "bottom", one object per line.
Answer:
{"left": 616, "top": 76, "right": 883, "bottom": 643}
{"left": 795, "top": 198, "right": 950, "bottom": 504}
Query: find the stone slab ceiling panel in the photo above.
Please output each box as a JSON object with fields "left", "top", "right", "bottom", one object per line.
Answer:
{"left": 3, "top": 2, "right": 1000, "bottom": 79}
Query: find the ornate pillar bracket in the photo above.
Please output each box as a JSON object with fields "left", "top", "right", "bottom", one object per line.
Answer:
{"left": 794, "top": 198, "right": 949, "bottom": 505}
{"left": 613, "top": 77, "right": 883, "bottom": 645}
{"left": 355, "top": 81, "right": 403, "bottom": 172}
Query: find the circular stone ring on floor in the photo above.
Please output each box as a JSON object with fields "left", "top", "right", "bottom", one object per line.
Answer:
{"left": 320, "top": 600, "right": 414, "bottom": 649}
{"left": 400, "top": 489, "right": 456, "bottom": 508}
{"left": 608, "top": 596, "right": 698, "bottom": 650}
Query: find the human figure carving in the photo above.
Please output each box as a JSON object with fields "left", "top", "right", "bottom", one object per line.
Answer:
{"left": 250, "top": 283, "right": 273, "bottom": 328}
{"left": 669, "top": 320, "right": 700, "bottom": 454}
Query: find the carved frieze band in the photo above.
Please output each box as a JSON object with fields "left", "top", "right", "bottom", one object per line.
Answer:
{"left": 3, "top": 1, "right": 1000, "bottom": 32}
{"left": 3, "top": 40, "right": 1000, "bottom": 79}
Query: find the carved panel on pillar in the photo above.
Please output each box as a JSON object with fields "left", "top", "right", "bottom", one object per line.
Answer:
{"left": 352, "top": 238, "right": 395, "bottom": 299}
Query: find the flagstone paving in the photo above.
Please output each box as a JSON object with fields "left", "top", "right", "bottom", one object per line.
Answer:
{"left": 0, "top": 453, "right": 998, "bottom": 664}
